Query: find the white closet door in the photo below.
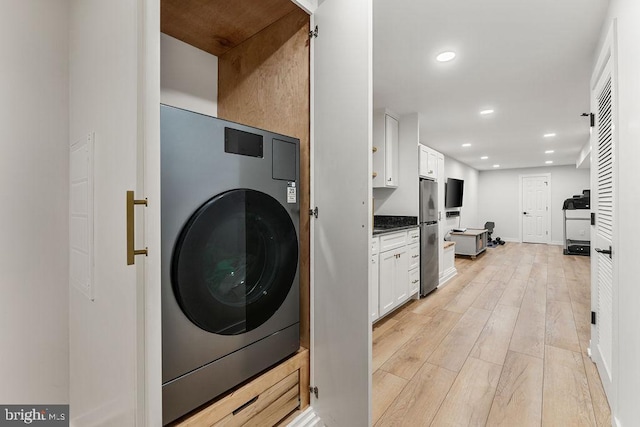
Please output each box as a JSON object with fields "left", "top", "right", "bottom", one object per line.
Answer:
{"left": 69, "top": 0, "right": 156, "bottom": 424}
{"left": 310, "top": 0, "right": 372, "bottom": 425}
{"left": 590, "top": 41, "right": 617, "bottom": 404}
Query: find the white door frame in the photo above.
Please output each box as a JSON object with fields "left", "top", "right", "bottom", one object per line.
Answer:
{"left": 142, "top": 0, "right": 163, "bottom": 424}
{"left": 518, "top": 173, "right": 551, "bottom": 244}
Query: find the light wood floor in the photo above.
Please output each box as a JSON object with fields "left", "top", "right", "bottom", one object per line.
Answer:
{"left": 372, "top": 242, "right": 611, "bottom": 427}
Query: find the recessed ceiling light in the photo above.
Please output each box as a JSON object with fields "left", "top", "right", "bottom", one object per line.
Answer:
{"left": 462, "top": 143, "right": 471, "bottom": 147}
{"left": 543, "top": 133, "right": 556, "bottom": 138}
{"left": 480, "top": 156, "right": 488, "bottom": 160}
{"left": 545, "top": 150, "right": 555, "bottom": 154}
{"left": 480, "top": 109, "right": 494, "bottom": 115}
{"left": 493, "top": 164, "right": 500, "bottom": 168}
{"left": 436, "top": 51, "right": 456, "bottom": 62}
{"left": 545, "top": 160, "right": 553, "bottom": 164}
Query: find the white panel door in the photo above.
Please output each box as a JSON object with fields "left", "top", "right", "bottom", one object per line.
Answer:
{"left": 521, "top": 175, "right": 549, "bottom": 244}
{"left": 311, "top": 0, "right": 372, "bottom": 425}
{"left": 69, "top": 0, "right": 156, "bottom": 424}
{"left": 590, "top": 47, "right": 616, "bottom": 403}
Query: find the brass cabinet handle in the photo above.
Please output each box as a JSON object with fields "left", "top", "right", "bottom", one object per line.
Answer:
{"left": 127, "top": 190, "right": 148, "bottom": 265}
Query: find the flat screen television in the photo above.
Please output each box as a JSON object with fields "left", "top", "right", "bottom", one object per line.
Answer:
{"left": 445, "top": 178, "right": 464, "bottom": 208}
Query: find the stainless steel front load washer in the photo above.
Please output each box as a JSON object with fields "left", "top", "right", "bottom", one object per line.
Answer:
{"left": 161, "top": 105, "right": 300, "bottom": 424}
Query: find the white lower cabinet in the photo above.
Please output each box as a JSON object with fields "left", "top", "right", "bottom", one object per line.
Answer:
{"left": 408, "top": 240, "right": 421, "bottom": 296}
{"left": 409, "top": 267, "right": 420, "bottom": 295}
{"left": 378, "top": 249, "right": 397, "bottom": 317}
{"left": 375, "top": 228, "right": 420, "bottom": 320}
{"left": 370, "top": 238, "right": 380, "bottom": 322}
{"left": 393, "top": 247, "right": 409, "bottom": 305}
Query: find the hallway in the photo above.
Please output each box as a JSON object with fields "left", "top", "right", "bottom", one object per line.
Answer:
{"left": 372, "top": 243, "right": 610, "bottom": 426}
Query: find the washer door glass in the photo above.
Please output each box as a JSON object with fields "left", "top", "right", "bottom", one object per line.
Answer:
{"left": 172, "top": 189, "right": 298, "bottom": 335}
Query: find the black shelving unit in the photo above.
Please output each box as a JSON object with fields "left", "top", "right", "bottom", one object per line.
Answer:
{"left": 562, "top": 191, "right": 590, "bottom": 256}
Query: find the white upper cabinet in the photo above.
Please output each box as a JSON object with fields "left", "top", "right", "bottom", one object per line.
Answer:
{"left": 419, "top": 144, "right": 438, "bottom": 180}
{"left": 373, "top": 109, "right": 399, "bottom": 188}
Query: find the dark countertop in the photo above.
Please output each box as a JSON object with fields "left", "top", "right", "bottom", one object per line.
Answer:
{"left": 373, "top": 225, "right": 419, "bottom": 236}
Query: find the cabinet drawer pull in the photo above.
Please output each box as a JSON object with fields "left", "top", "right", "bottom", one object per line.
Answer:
{"left": 232, "top": 396, "right": 259, "bottom": 415}
{"left": 412, "top": 279, "right": 419, "bottom": 284}
{"left": 412, "top": 254, "right": 419, "bottom": 258}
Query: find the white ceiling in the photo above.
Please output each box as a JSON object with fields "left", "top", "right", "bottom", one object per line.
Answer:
{"left": 373, "top": 0, "right": 611, "bottom": 170}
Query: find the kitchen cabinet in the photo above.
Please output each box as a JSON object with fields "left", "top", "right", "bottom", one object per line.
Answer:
{"left": 408, "top": 242, "right": 420, "bottom": 270}
{"left": 378, "top": 231, "right": 405, "bottom": 316}
{"left": 66, "top": 0, "right": 373, "bottom": 425}
{"left": 408, "top": 232, "right": 420, "bottom": 297}
{"left": 419, "top": 144, "right": 438, "bottom": 180}
{"left": 378, "top": 252, "right": 395, "bottom": 315}
{"left": 393, "top": 247, "right": 410, "bottom": 305}
{"left": 409, "top": 267, "right": 420, "bottom": 296}
{"left": 376, "top": 228, "right": 419, "bottom": 319}
{"left": 370, "top": 237, "right": 380, "bottom": 322}
{"left": 373, "top": 109, "right": 399, "bottom": 188}
{"left": 378, "top": 247, "right": 408, "bottom": 317}
{"left": 408, "top": 242, "right": 420, "bottom": 294}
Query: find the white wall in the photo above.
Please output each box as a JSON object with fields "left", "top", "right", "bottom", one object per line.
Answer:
{"left": 478, "top": 165, "right": 589, "bottom": 243}
{"left": 0, "top": 0, "right": 69, "bottom": 404}
{"left": 598, "top": 1, "right": 640, "bottom": 425}
{"left": 373, "top": 113, "right": 419, "bottom": 216}
{"left": 161, "top": 34, "right": 218, "bottom": 116}
{"left": 443, "top": 157, "right": 479, "bottom": 233}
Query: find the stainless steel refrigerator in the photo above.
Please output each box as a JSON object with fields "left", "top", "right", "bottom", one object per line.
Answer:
{"left": 420, "top": 179, "right": 439, "bottom": 296}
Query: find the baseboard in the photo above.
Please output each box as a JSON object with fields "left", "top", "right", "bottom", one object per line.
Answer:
{"left": 438, "top": 268, "right": 457, "bottom": 289}
{"left": 287, "top": 407, "right": 324, "bottom": 427}
{"left": 70, "top": 395, "right": 133, "bottom": 427}
{"left": 499, "top": 238, "right": 565, "bottom": 246}
{"left": 500, "top": 237, "right": 520, "bottom": 243}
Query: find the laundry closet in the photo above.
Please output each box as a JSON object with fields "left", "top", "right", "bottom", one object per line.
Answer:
{"left": 68, "top": 0, "right": 373, "bottom": 425}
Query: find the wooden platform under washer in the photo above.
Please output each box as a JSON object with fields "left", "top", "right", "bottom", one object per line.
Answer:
{"left": 172, "top": 348, "right": 309, "bottom": 427}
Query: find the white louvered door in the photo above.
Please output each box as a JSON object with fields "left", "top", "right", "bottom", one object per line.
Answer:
{"left": 591, "top": 48, "right": 616, "bottom": 403}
